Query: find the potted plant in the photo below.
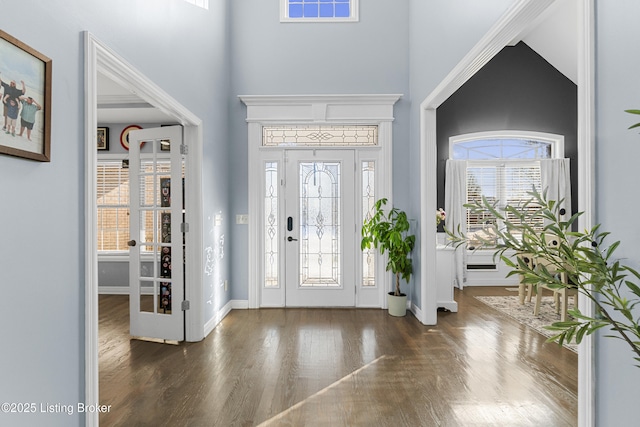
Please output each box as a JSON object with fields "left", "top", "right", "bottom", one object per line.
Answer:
{"left": 361, "top": 198, "right": 415, "bottom": 316}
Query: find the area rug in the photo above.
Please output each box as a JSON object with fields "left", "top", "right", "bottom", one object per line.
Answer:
{"left": 475, "top": 293, "right": 577, "bottom": 353}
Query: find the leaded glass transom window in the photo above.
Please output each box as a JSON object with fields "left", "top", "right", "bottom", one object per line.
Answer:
{"left": 280, "top": 0, "right": 358, "bottom": 22}
{"left": 263, "top": 125, "right": 377, "bottom": 147}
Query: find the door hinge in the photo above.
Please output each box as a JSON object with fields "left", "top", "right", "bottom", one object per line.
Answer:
{"left": 182, "top": 300, "right": 190, "bottom": 311}
{"left": 181, "top": 223, "right": 189, "bottom": 233}
{"left": 180, "top": 143, "right": 188, "bottom": 155}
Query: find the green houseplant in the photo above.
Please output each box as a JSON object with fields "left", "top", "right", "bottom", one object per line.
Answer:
{"left": 361, "top": 198, "right": 415, "bottom": 316}
{"left": 445, "top": 188, "right": 640, "bottom": 365}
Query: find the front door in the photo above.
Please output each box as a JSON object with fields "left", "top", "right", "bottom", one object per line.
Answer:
{"left": 128, "top": 126, "right": 184, "bottom": 341}
{"left": 284, "top": 150, "right": 356, "bottom": 306}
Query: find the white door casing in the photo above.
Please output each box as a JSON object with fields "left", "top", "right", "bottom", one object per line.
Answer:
{"left": 85, "top": 31, "right": 204, "bottom": 427}
{"left": 240, "top": 94, "right": 401, "bottom": 309}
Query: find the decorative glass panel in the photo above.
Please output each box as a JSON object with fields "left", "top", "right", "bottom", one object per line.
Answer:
{"left": 264, "top": 162, "right": 279, "bottom": 288}
{"left": 299, "top": 161, "right": 341, "bottom": 287}
{"left": 263, "top": 125, "right": 377, "bottom": 147}
{"left": 362, "top": 161, "right": 375, "bottom": 287}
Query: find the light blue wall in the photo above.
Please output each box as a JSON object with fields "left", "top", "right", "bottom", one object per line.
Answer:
{"left": 594, "top": 1, "right": 640, "bottom": 424}
{"left": 228, "top": 0, "right": 411, "bottom": 300}
{"left": 0, "top": 1, "right": 229, "bottom": 425}
{"left": 1, "top": 0, "right": 639, "bottom": 425}
{"left": 407, "top": 0, "right": 516, "bottom": 307}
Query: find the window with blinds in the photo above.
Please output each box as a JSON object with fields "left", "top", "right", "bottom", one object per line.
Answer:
{"left": 452, "top": 133, "right": 557, "bottom": 241}
{"left": 466, "top": 163, "right": 543, "bottom": 236}
{"left": 97, "top": 158, "right": 179, "bottom": 253}
{"left": 97, "top": 160, "right": 130, "bottom": 252}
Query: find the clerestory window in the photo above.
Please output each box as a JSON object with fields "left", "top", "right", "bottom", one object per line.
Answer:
{"left": 280, "top": 0, "right": 358, "bottom": 22}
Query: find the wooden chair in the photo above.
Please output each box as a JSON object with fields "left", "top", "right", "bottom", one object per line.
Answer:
{"left": 517, "top": 253, "right": 535, "bottom": 305}
{"left": 532, "top": 235, "right": 577, "bottom": 321}
{"left": 533, "top": 266, "right": 577, "bottom": 322}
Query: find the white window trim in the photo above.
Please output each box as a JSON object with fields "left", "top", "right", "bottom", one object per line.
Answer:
{"left": 280, "top": 0, "right": 359, "bottom": 23}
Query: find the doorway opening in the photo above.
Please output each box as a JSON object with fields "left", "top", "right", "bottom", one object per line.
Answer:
{"left": 84, "top": 31, "right": 204, "bottom": 426}
{"left": 418, "top": 0, "right": 595, "bottom": 424}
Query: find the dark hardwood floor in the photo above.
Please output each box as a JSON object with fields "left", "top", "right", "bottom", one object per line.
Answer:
{"left": 99, "top": 287, "right": 577, "bottom": 426}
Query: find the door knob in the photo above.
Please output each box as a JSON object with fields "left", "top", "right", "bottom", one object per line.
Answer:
{"left": 127, "top": 239, "right": 137, "bottom": 247}
{"left": 287, "top": 236, "right": 298, "bottom": 242}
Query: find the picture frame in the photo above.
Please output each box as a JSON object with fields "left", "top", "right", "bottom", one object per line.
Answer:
{"left": 0, "top": 29, "right": 52, "bottom": 162}
{"left": 97, "top": 127, "right": 109, "bottom": 150}
{"left": 120, "top": 124, "right": 142, "bottom": 150}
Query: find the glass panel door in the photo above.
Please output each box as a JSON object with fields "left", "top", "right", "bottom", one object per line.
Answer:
{"left": 284, "top": 150, "right": 355, "bottom": 306}
{"left": 128, "top": 126, "right": 184, "bottom": 341}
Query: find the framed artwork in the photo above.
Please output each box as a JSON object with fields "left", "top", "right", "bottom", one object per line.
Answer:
{"left": 0, "top": 29, "right": 52, "bottom": 162}
{"left": 97, "top": 127, "right": 109, "bottom": 150}
{"left": 120, "top": 124, "right": 142, "bottom": 150}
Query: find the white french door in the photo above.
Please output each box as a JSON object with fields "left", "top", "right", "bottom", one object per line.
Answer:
{"left": 284, "top": 150, "right": 356, "bottom": 307}
{"left": 128, "top": 126, "right": 184, "bottom": 341}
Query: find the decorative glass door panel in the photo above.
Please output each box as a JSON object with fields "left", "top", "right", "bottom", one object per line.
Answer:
{"left": 285, "top": 150, "right": 355, "bottom": 307}
{"left": 128, "top": 126, "right": 184, "bottom": 342}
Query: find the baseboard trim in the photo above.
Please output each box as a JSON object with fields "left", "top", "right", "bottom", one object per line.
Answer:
{"left": 99, "top": 286, "right": 129, "bottom": 295}
{"left": 203, "top": 300, "right": 249, "bottom": 337}
{"left": 410, "top": 301, "right": 423, "bottom": 321}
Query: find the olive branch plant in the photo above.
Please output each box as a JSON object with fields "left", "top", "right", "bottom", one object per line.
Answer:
{"left": 445, "top": 188, "right": 640, "bottom": 366}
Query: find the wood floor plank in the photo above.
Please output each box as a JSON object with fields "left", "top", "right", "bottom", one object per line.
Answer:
{"left": 99, "top": 287, "right": 577, "bottom": 426}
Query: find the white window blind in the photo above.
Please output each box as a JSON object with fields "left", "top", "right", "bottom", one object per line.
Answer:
{"left": 466, "top": 163, "right": 542, "bottom": 234}
{"left": 97, "top": 161, "right": 130, "bottom": 251}
{"left": 97, "top": 159, "right": 177, "bottom": 252}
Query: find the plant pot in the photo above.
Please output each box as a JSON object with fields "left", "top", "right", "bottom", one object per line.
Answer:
{"left": 387, "top": 292, "right": 407, "bottom": 317}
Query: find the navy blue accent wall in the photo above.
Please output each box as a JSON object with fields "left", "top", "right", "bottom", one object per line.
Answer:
{"left": 436, "top": 41, "right": 578, "bottom": 218}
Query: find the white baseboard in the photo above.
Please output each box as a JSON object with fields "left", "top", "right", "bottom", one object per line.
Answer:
{"left": 98, "top": 286, "right": 129, "bottom": 295}
{"left": 410, "top": 301, "right": 423, "bottom": 321}
{"left": 203, "top": 299, "right": 249, "bottom": 337}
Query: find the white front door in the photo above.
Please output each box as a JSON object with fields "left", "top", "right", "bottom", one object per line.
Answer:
{"left": 284, "top": 150, "right": 356, "bottom": 307}
{"left": 128, "top": 126, "right": 184, "bottom": 341}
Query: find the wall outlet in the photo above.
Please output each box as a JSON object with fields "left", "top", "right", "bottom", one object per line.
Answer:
{"left": 224, "top": 280, "right": 228, "bottom": 291}
{"left": 236, "top": 214, "right": 249, "bottom": 224}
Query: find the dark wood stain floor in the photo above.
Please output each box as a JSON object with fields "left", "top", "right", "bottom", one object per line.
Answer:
{"left": 99, "top": 287, "right": 577, "bottom": 426}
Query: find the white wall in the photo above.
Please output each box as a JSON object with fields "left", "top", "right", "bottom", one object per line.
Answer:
{"left": 0, "top": 1, "right": 229, "bottom": 425}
